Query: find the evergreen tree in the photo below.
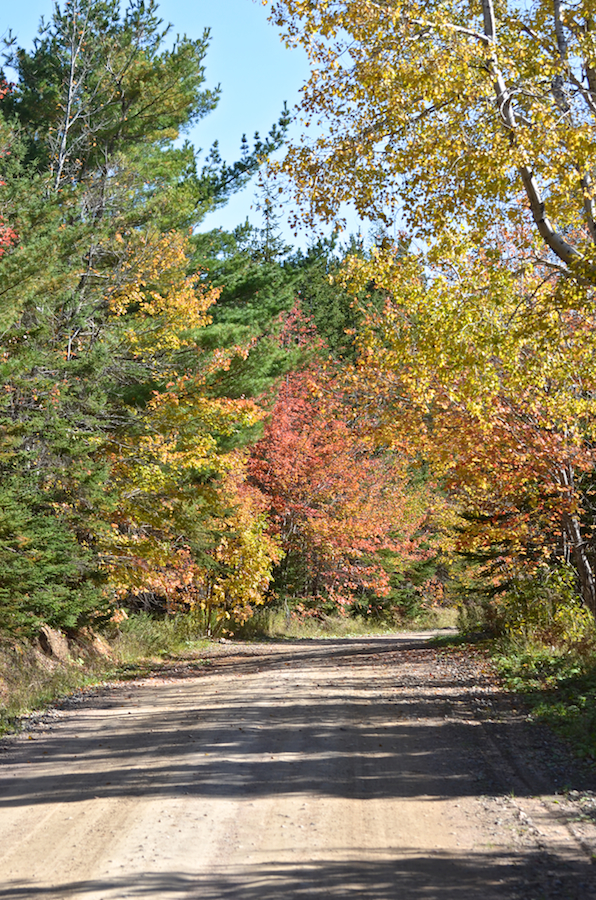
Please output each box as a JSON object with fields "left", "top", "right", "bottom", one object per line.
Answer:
{"left": 2, "top": 0, "right": 288, "bottom": 226}
{"left": 191, "top": 197, "right": 301, "bottom": 402}
{"left": 0, "top": 0, "right": 288, "bottom": 632}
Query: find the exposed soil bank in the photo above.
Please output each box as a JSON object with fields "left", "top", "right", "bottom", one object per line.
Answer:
{"left": 1, "top": 632, "right": 595, "bottom": 899}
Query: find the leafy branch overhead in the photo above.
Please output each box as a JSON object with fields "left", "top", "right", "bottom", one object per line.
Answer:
{"left": 200, "top": 107, "right": 291, "bottom": 209}
{"left": 271, "top": 0, "right": 596, "bottom": 276}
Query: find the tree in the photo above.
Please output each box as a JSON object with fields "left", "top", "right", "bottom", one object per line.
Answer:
{"left": 347, "top": 237, "right": 596, "bottom": 615}
{"left": 197, "top": 470, "right": 283, "bottom": 630}
{"left": 248, "top": 360, "right": 426, "bottom": 611}
{"left": 270, "top": 0, "right": 596, "bottom": 276}
{"left": 0, "top": 84, "right": 17, "bottom": 259}
{"left": 268, "top": 0, "right": 596, "bottom": 618}
{"left": 101, "top": 235, "right": 268, "bottom": 609}
{"left": 3, "top": 0, "right": 288, "bottom": 225}
{"left": 291, "top": 233, "right": 389, "bottom": 359}
{"left": 0, "top": 0, "right": 288, "bottom": 633}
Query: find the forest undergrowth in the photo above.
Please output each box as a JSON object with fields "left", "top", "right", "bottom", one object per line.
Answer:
{"left": 491, "top": 636, "right": 596, "bottom": 762}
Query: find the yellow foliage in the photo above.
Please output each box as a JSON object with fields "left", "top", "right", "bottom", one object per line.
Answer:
{"left": 269, "top": 0, "right": 596, "bottom": 276}
{"left": 95, "top": 227, "right": 275, "bottom": 614}
{"left": 108, "top": 230, "right": 220, "bottom": 353}
{"left": 206, "top": 480, "right": 284, "bottom": 624}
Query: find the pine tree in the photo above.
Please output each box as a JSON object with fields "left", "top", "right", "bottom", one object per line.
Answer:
{"left": 0, "top": 0, "right": 288, "bottom": 632}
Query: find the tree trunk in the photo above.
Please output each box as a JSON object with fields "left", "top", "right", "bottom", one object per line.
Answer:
{"left": 479, "top": 0, "right": 583, "bottom": 268}
{"left": 562, "top": 511, "right": 596, "bottom": 618}
{"left": 556, "top": 463, "right": 596, "bottom": 617}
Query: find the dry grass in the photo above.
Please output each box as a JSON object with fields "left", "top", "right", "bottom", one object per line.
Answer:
{"left": 0, "top": 640, "right": 108, "bottom": 734}
{"left": 235, "top": 606, "right": 458, "bottom": 640}
{"left": 0, "top": 614, "right": 212, "bottom": 734}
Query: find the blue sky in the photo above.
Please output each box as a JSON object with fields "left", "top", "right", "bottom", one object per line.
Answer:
{"left": 1, "top": 0, "right": 351, "bottom": 245}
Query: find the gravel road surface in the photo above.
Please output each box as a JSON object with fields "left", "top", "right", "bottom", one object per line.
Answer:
{"left": 1, "top": 632, "right": 596, "bottom": 899}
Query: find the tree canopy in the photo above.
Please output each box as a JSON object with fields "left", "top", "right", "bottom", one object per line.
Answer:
{"left": 271, "top": 0, "right": 596, "bottom": 275}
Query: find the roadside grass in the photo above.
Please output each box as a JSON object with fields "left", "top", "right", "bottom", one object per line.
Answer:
{"left": 492, "top": 638, "right": 596, "bottom": 761}
{"left": 234, "top": 606, "right": 457, "bottom": 640}
{"left": 0, "top": 613, "right": 212, "bottom": 736}
{"left": 110, "top": 612, "right": 211, "bottom": 662}
{"left": 0, "top": 641, "right": 110, "bottom": 736}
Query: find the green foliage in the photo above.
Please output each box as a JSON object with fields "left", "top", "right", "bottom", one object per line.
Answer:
{"left": 455, "top": 562, "right": 593, "bottom": 642}
{"left": 191, "top": 223, "right": 303, "bottom": 401}
{"left": 0, "top": 479, "right": 107, "bottom": 633}
{"left": 531, "top": 669, "right": 596, "bottom": 761}
{"left": 476, "top": 564, "right": 596, "bottom": 758}
{"left": 493, "top": 631, "right": 596, "bottom": 760}
{"left": 2, "top": 0, "right": 288, "bottom": 225}
{"left": 496, "top": 569, "right": 592, "bottom": 643}
{"left": 0, "top": 0, "right": 289, "bottom": 636}
{"left": 346, "top": 549, "right": 445, "bottom": 624}
{"left": 292, "top": 235, "right": 385, "bottom": 359}
{"left": 191, "top": 228, "right": 389, "bottom": 404}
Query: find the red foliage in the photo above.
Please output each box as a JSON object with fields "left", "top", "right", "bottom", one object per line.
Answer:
{"left": 248, "top": 365, "right": 423, "bottom": 609}
{"left": 0, "top": 80, "right": 18, "bottom": 258}
{"left": 0, "top": 222, "right": 17, "bottom": 258}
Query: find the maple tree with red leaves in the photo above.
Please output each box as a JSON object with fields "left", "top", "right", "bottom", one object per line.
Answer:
{"left": 247, "top": 363, "right": 427, "bottom": 612}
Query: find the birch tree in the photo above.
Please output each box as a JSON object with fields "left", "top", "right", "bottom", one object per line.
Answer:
{"left": 271, "top": 0, "right": 596, "bottom": 275}
{"left": 346, "top": 240, "right": 596, "bottom": 615}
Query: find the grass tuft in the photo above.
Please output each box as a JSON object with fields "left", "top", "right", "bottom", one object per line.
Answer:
{"left": 233, "top": 605, "right": 457, "bottom": 640}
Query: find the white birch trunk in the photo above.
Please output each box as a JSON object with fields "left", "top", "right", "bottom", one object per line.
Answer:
{"left": 556, "top": 465, "right": 596, "bottom": 617}
{"left": 480, "top": 0, "right": 583, "bottom": 267}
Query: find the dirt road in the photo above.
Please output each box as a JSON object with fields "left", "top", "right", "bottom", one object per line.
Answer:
{"left": 1, "top": 632, "right": 596, "bottom": 899}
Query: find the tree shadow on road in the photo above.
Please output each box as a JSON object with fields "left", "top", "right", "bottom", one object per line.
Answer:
{"left": 1, "top": 850, "right": 594, "bottom": 899}
{"left": 0, "top": 635, "right": 593, "bottom": 808}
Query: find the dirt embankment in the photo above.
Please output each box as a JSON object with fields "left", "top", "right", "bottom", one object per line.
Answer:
{"left": 1, "top": 632, "right": 596, "bottom": 899}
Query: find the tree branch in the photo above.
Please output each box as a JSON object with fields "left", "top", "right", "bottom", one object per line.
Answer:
{"left": 480, "top": 0, "right": 582, "bottom": 268}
